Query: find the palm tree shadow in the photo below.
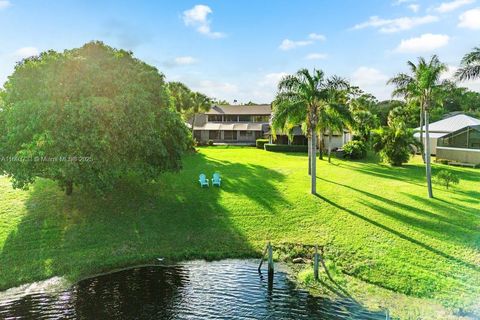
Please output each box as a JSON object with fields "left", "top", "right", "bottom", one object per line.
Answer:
{"left": 313, "top": 192, "right": 479, "bottom": 272}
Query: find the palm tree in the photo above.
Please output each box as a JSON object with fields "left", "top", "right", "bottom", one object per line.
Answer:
{"left": 271, "top": 69, "right": 349, "bottom": 194}
{"left": 168, "top": 82, "right": 211, "bottom": 135}
{"left": 319, "top": 92, "right": 352, "bottom": 163}
{"left": 456, "top": 46, "right": 480, "bottom": 81}
{"left": 388, "top": 55, "right": 446, "bottom": 198}
{"left": 188, "top": 92, "right": 211, "bottom": 135}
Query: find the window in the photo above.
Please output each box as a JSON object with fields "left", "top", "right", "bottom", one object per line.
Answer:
{"left": 209, "top": 130, "right": 221, "bottom": 140}
{"left": 208, "top": 115, "right": 223, "bottom": 122}
{"left": 224, "top": 115, "right": 238, "bottom": 122}
{"left": 194, "top": 131, "right": 202, "bottom": 141}
{"left": 223, "top": 130, "right": 236, "bottom": 140}
{"left": 469, "top": 129, "right": 480, "bottom": 149}
{"left": 438, "top": 127, "right": 480, "bottom": 150}
{"left": 239, "top": 131, "right": 254, "bottom": 138}
{"left": 238, "top": 115, "right": 251, "bottom": 122}
{"left": 252, "top": 115, "right": 270, "bottom": 122}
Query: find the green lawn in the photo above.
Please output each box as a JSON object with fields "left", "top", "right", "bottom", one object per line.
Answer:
{"left": 0, "top": 147, "right": 479, "bottom": 317}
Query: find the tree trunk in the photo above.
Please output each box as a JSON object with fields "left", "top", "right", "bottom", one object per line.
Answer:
{"left": 308, "top": 137, "right": 312, "bottom": 176}
{"left": 419, "top": 108, "right": 425, "bottom": 163}
{"left": 191, "top": 113, "right": 196, "bottom": 136}
{"left": 65, "top": 180, "right": 73, "bottom": 196}
{"left": 327, "top": 132, "right": 332, "bottom": 163}
{"left": 311, "top": 129, "right": 317, "bottom": 195}
{"left": 424, "top": 110, "right": 433, "bottom": 198}
{"left": 318, "top": 132, "right": 323, "bottom": 160}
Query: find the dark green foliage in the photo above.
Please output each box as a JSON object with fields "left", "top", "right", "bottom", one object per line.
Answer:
{"left": 342, "top": 140, "right": 367, "bottom": 159}
{"left": 439, "top": 80, "right": 480, "bottom": 117}
{"left": 351, "top": 110, "right": 379, "bottom": 143}
{"left": 370, "top": 100, "right": 406, "bottom": 126}
{"left": 435, "top": 170, "right": 460, "bottom": 189}
{"left": 387, "top": 105, "right": 418, "bottom": 128}
{"left": 256, "top": 139, "right": 269, "bottom": 149}
{"left": 372, "top": 121, "right": 416, "bottom": 166}
{"left": 264, "top": 144, "right": 308, "bottom": 152}
{"left": 0, "top": 41, "right": 190, "bottom": 195}
{"left": 208, "top": 140, "right": 214, "bottom": 146}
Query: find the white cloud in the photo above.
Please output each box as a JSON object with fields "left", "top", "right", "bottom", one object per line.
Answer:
{"left": 193, "top": 79, "right": 238, "bottom": 97}
{"left": 308, "top": 33, "right": 326, "bottom": 41}
{"left": 0, "top": 0, "right": 11, "bottom": 10}
{"left": 252, "top": 72, "right": 288, "bottom": 102}
{"left": 258, "top": 72, "right": 288, "bottom": 87}
{"left": 435, "top": 0, "right": 475, "bottom": 13}
{"left": 408, "top": 4, "right": 420, "bottom": 12}
{"left": 174, "top": 56, "right": 197, "bottom": 65}
{"left": 394, "top": 33, "right": 449, "bottom": 53}
{"left": 393, "top": 0, "right": 415, "bottom": 5}
{"left": 14, "top": 47, "right": 39, "bottom": 59}
{"left": 351, "top": 67, "right": 392, "bottom": 99}
{"left": 279, "top": 32, "right": 326, "bottom": 51}
{"left": 279, "top": 39, "right": 313, "bottom": 50}
{"left": 305, "top": 53, "right": 328, "bottom": 60}
{"left": 458, "top": 7, "right": 480, "bottom": 29}
{"left": 352, "top": 15, "right": 439, "bottom": 33}
{"left": 182, "top": 5, "right": 225, "bottom": 39}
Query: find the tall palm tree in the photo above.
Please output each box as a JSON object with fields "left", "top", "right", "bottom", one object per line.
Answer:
{"left": 388, "top": 55, "right": 446, "bottom": 198}
{"left": 456, "top": 46, "right": 480, "bottom": 81}
{"left": 271, "top": 69, "right": 348, "bottom": 194}
{"left": 168, "top": 82, "right": 211, "bottom": 135}
{"left": 319, "top": 89, "right": 351, "bottom": 163}
{"left": 188, "top": 92, "right": 211, "bottom": 135}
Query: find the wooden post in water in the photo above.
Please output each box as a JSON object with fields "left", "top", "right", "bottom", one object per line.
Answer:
{"left": 258, "top": 244, "right": 268, "bottom": 273}
{"left": 313, "top": 245, "right": 319, "bottom": 281}
{"left": 267, "top": 242, "right": 274, "bottom": 278}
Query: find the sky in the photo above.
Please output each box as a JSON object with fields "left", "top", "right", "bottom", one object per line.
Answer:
{"left": 0, "top": 0, "right": 479, "bottom": 103}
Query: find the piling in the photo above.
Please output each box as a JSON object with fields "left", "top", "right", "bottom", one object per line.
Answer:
{"left": 313, "top": 245, "right": 319, "bottom": 281}
{"left": 267, "top": 242, "right": 274, "bottom": 278}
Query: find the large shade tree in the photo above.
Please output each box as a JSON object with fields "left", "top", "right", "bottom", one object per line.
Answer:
{"left": 271, "top": 68, "right": 349, "bottom": 194}
{"left": 388, "top": 55, "right": 446, "bottom": 198}
{"left": 0, "top": 41, "right": 191, "bottom": 195}
{"left": 456, "top": 46, "right": 480, "bottom": 81}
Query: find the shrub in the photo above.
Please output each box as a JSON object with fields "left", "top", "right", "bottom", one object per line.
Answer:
{"left": 256, "top": 139, "right": 269, "bottom": 149}
{"left": 342, "top": 140, "right": 367, "bottom": 159}
{"left": 372, "top": 121, "right": 416, "bottom": 166}
{"left": 207, "top": 140, "right": 214, "bottom": 146}
{"left": 264, "top": 144, "right": 308, "bottom": 152}
{"left": 435, "top": 170, "right": 460, "bottom": 189}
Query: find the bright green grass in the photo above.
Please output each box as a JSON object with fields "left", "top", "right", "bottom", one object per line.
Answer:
{"left": 0, "top": 147, "right": 479, "bottom": 316}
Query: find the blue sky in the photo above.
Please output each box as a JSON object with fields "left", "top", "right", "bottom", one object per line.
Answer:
{"left": 0, "top": 0, "right": 479, "bottom": 103}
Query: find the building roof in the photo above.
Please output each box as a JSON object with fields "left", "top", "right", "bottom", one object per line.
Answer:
{"left": 194, "top": 123, "right": 266, "bottom": 131}
{"left": 415, "top": 114, "right": 480, "bottom": 133}
{"left": 205, "top": 104, "right": 271, "bottom": 115}
{"left": 413, "top": 132, "right": 449, "bottom": 139}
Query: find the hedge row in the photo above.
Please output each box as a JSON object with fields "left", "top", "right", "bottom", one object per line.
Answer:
{"left": 256, "top": 139, "right": 269, "bottom": 149}
{"left": 264, "top": 144, "right": 308, "bottom": 152}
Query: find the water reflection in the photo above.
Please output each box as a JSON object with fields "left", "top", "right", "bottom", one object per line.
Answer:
{"left": 0, "top": 260, "right": 385, "bottom": 319}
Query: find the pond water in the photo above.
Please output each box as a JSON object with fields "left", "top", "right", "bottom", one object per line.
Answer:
{"left": 0, "top": 259, "right": 387, "bottom": 319}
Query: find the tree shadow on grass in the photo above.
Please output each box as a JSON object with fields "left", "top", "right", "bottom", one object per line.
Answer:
{"left": 317, "top": 176, "right": 478, "bottom": 235}
{"left": 0, "top": 152, "right": 289, "bottom": 290}
{"left": 313, "top": 193, "right": 479, "bottom": 273}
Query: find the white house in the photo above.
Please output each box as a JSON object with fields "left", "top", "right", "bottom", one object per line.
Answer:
{"left": 414, "top": 114, "right": 480, "bottom": 155}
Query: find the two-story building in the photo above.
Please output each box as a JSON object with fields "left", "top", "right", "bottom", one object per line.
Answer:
{"left": 193, "top": 104, "right": 271, "bottom": 144}
{"left": 193, "top": 104, "right": 352, "bottom": 148}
